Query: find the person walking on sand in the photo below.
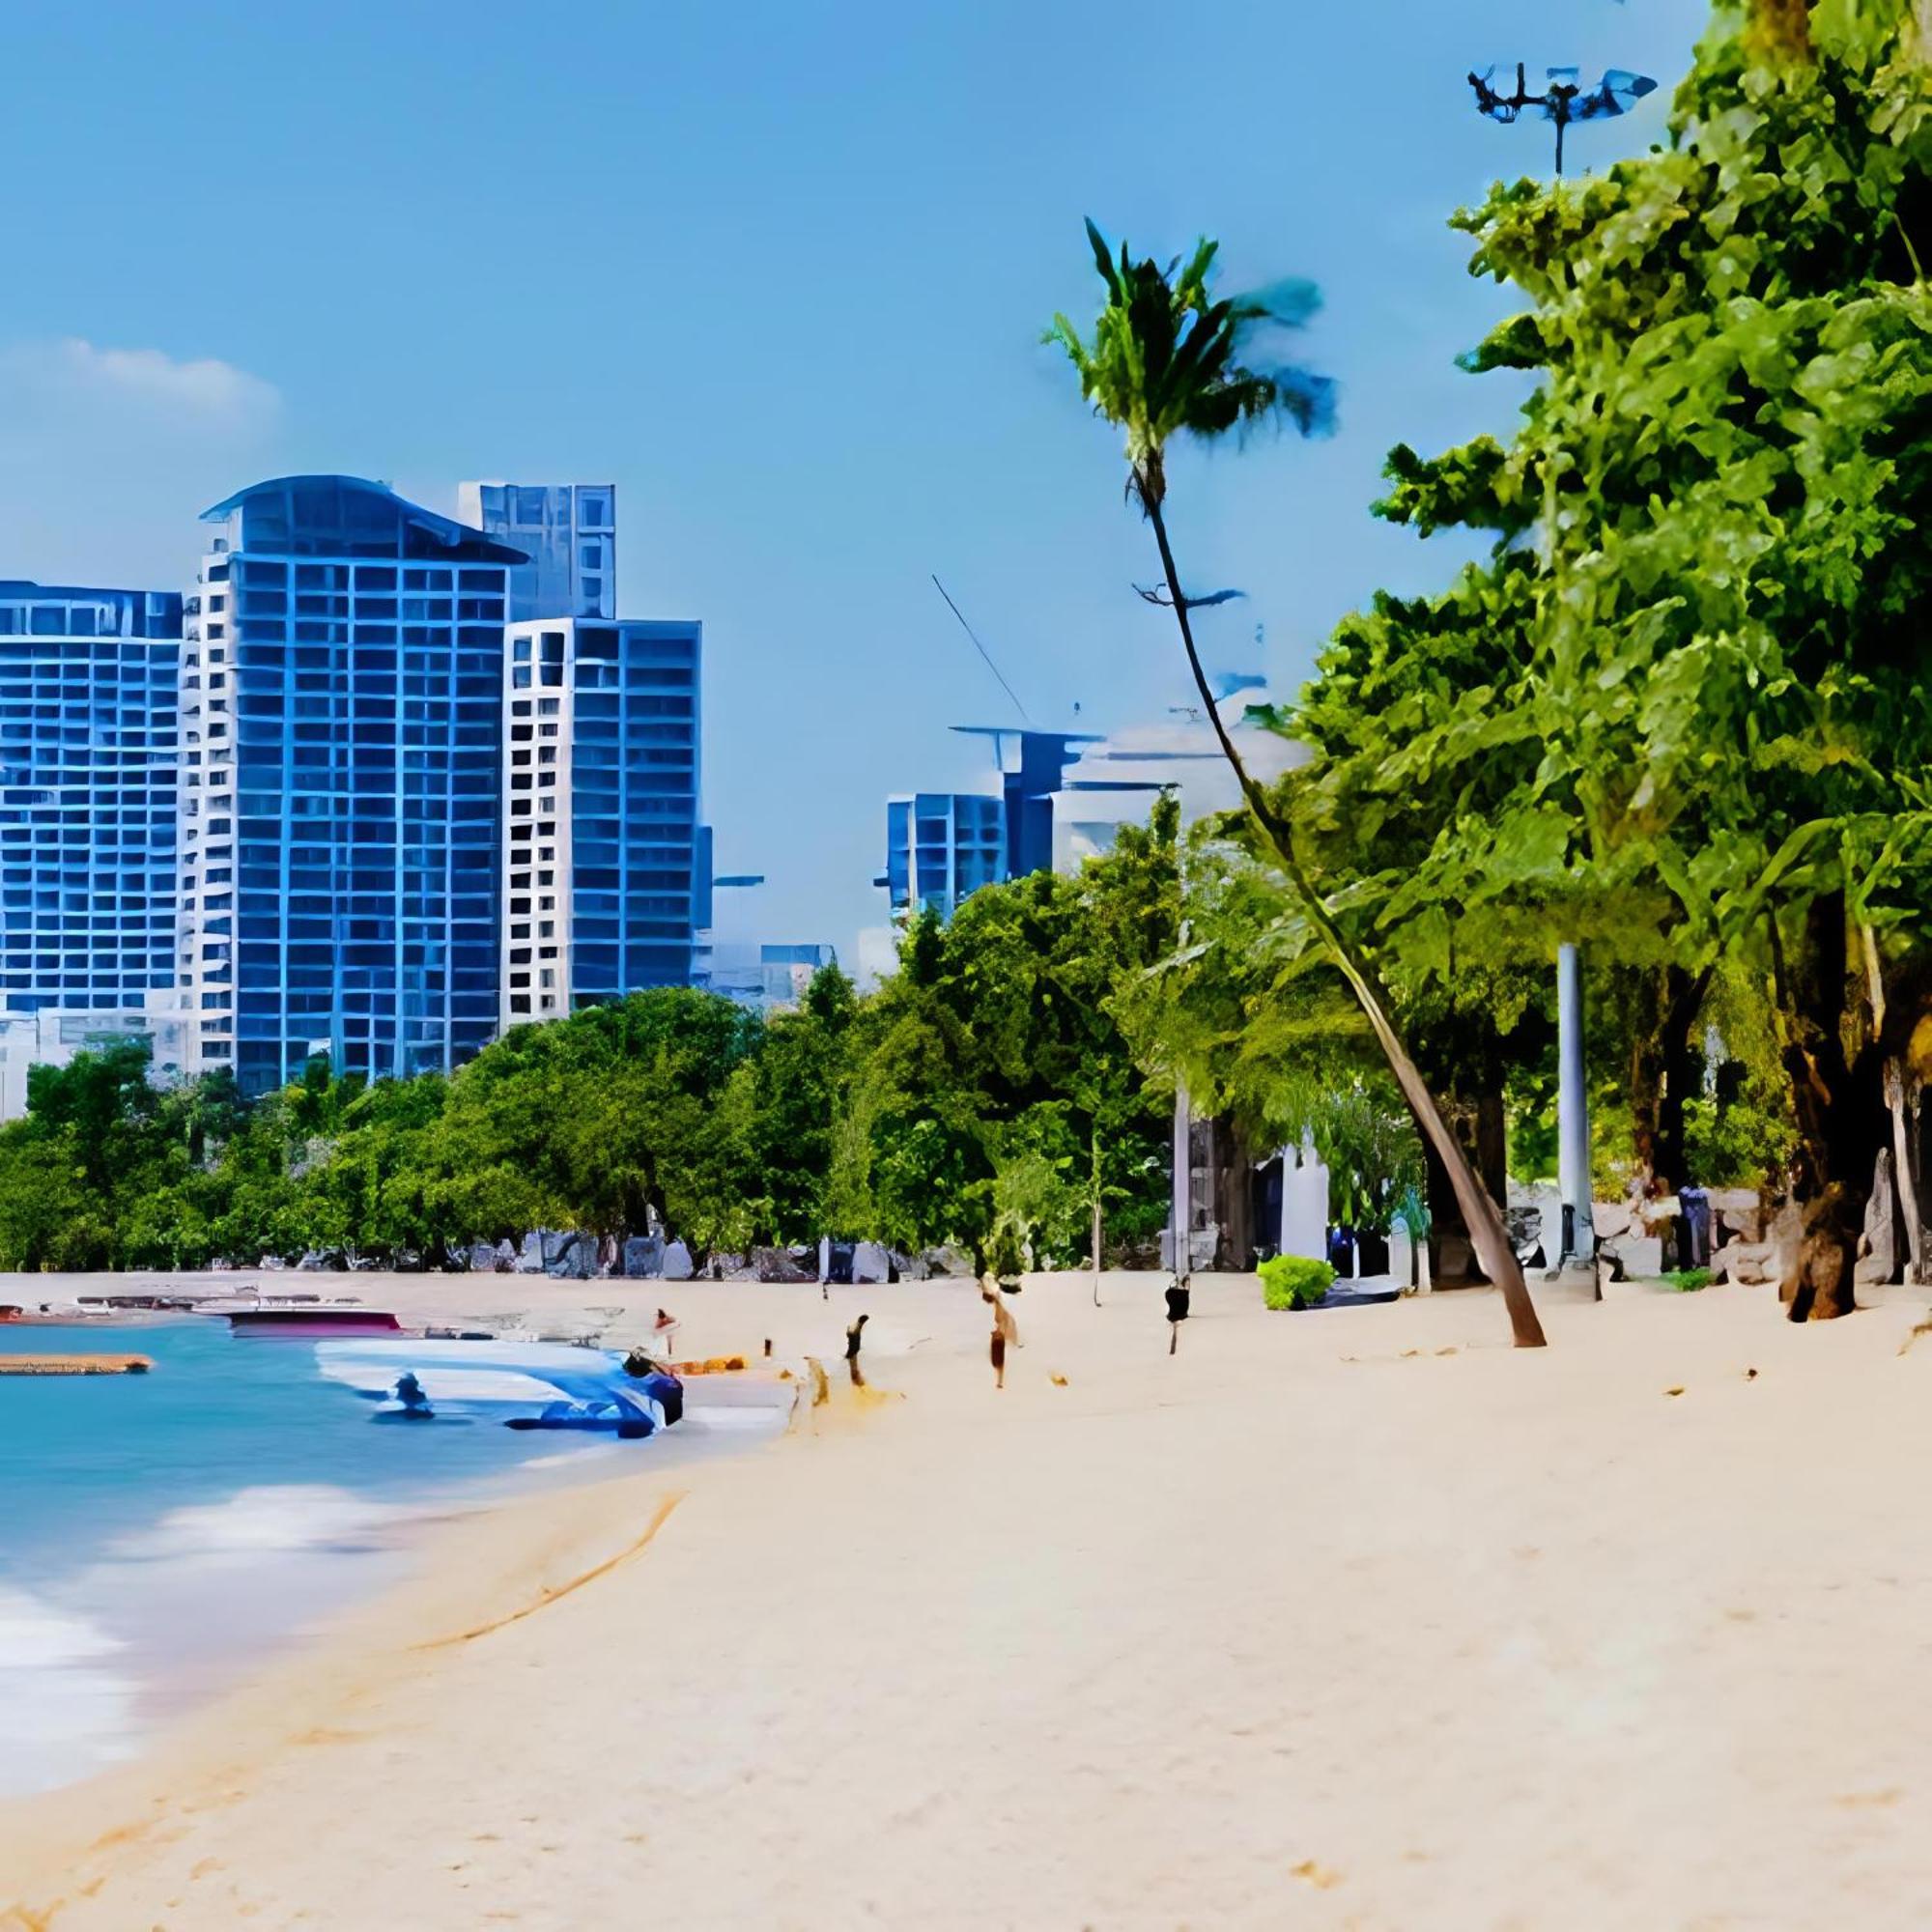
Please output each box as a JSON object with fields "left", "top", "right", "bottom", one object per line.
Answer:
{"left": 981, "top": 1279, "right": 1019, "bottom": 1389}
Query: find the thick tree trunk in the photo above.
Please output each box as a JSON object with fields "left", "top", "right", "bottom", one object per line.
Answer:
{"left": 1143, "top": 497, "right": 1546, "bottom": 1346}
{"left": 1624, "top": 964, "right": 1711, "bottom": 1265}
{"left": 1423, "top": 1086, "right": 1507, "bottom": 1283}
{"left": 1771, "top": 894, "right": 1885, "bottom": 1321}
{"left": 1211, "top": 1114, "right": 1256, "bottom": 1271}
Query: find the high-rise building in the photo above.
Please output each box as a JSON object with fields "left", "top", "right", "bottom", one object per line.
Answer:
{"left": 181, "top": 476, "right": 526, "bottom": 1094}
{"left": 498, "top": 616, "right": 701, "bottom": 1025}
{"left": 0, "top": 582, "right": 181, "bottom": 1016}
{"left": 456, "top": 482, "right": 615, "bottom": 622}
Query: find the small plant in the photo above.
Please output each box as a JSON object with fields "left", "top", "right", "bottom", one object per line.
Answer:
{"left": 1259, "top": 1253, "right": 1337, "bottom": 1311}
{"left": 1662, "top": 1266, "right": 1712, "bottom": 1293}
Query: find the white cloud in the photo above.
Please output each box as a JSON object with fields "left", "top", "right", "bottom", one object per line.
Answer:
{"left": 0, "top": 339, "right": 287, "bottom": 583}
{"left": 4, "top": 337, "right": 280, "bottom": 436}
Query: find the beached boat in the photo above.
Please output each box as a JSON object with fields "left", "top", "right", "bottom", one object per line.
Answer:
{"left": 314, "top": 1338, "right": 681, "bottom": 1436}
{"left": 228, "top": 1304, "right": 405, "bottom": 1337}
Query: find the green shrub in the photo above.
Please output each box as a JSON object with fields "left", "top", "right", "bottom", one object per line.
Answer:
{"left": 1259, "top": 1254, "right": 1337, "bottom": 1311}
{"left": 1662, "top": 1266, "right": 1712, "bottom": 1293}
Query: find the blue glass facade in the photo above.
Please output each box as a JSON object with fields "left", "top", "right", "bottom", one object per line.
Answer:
{"left": 457, "top": 483, "right": 615, "bottom": 622}
{"left": 0, "top": 584, "right": 181, "bottom": 1014}
{"left": 183, "top": 477, "right": 526, "bottom": 1094}
{"left": 500, "top": 617, "right": 700, "bottom": 1023}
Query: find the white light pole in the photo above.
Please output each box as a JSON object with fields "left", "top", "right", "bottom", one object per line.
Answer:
{"left": 1556, "top": 943, "right": 1594, "bottom": 1265}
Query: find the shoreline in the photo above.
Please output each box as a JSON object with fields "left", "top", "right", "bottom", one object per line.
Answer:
{"left": 10, "top": 1270, "right": 1932, "bottom": 1927}
{"left": 0, "top": 1290, "right": 798, "bottom": 1804}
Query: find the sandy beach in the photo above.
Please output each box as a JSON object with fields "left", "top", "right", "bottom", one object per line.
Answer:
{"left": 6, "top": 1268, "right": 1932, "bottom": 1929}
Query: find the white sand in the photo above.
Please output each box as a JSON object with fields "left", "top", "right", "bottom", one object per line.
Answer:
{"left": 7, "top": 1269, "right": 1932, "bottom": 1929}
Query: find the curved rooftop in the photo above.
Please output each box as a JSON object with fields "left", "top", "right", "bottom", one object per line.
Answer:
{"left": 199, "top": 474, "right": 528, "bottom": 565}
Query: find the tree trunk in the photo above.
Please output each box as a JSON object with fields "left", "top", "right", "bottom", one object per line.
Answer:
{"left": 1142, "top": 496, "right": 1545, "bottom": 1347}
{"left": 1624, "top": 964, "right": 1711, "bottom": 1266}
{"left": 1422, "top": 1085, "right": 1505, "bottom": 1284}
{"left": 1771, "top": 893, "right": 1885, "bottom": 1321}
{"left": 1211, "top": 1114, "right": 1256, "bottom": 1271}
{"left": 1091, "top": 1123, "right": 1104, "bottom": 1307}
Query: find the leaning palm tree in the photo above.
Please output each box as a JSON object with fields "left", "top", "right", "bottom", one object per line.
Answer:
{"left": 1047, "top": 220, "right": 1547, "bottom": 1349}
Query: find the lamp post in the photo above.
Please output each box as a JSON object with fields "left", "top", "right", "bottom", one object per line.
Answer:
{"left": 1466, "top": 59, "right": 1655, "bottom": 1271}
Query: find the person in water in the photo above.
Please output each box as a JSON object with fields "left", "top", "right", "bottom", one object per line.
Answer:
{"left": 393, "top": 1370, "right": 433, "bottom": 1417}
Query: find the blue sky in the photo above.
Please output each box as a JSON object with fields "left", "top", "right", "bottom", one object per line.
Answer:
{"left": 2, "top": 0, "right": 1710, "bottom": 969}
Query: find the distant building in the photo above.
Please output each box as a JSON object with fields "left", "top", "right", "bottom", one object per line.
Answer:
{"left": 0, "top": 582, "right": 182, "bottom": 1017}
{"left": 1046, "top": 698, "right": 1304, "bottom": 868}
{"left": 881, "top": 791, "right": 1006, "bottom": 921}
{"left": 759, "top": 942, "right": 837, "bottom": 1010}
{"left": 876, "top": 696, "right": 1301, "bottom": 923}
{"left": 498, "top": 617, "right": 701, "bottom": 1025}
{"left": 456, "top": 482, "right": 615, "bottom": 621}
{"left": 181, "top": 475, "right": 524, "bottom": 1094}
{"left": 878, "top": 726, "right": 1095, "bottom": 922}
{"left": 699, "top": 941, "right": 836, "bottom": 1015}
{"left": 0, "top": 1003, "right": 190, "bottom": 1123}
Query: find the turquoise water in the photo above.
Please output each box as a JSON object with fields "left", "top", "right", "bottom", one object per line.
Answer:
{"left": 0, "top": 1318, "right": 622, "bottom": 1795}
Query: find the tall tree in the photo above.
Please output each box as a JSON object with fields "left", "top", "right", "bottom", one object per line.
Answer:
{"left": 1361, "top": 0, "right": 1932, "bottom": 1318}
{"left": 1049, "top": 224, "right": 1549, "bottom": 1344}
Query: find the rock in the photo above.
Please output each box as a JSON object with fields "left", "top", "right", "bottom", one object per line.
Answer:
{"left": 662, "top": 1239, "right": 694, "bottom": 1281}
{"left": 1768, "top": 1201, "right": 1804, "bottom": 1287}
{"left": 852, "top": 1240, "right": 893, "bottom": 1284}
{"left": 888, "top": 1247, "right": 926, "bottom": 1281}
{"left": 753, "top": 1245, "right": 816, "bottom": 1284}
{"left": 920, "top": 1244, "right": 975, "bottom": 1279}
{"left": 1857, "top": 1150, "right": 1899, "bottom": 1286}
{"left": 1614, "top": 1235, "right": 1664, "bottom": 1277}
{"left": 1716, "top": 1202, "right": 1765, "bottom": 1242}
{"left": 1713, "top": 1237, "right": 1775, "bottom": 1285}
{"left": 463, "top": 1241, "right": 497, "bottom": 1275}
{"left": 515, "top": 1232, "right": 545, "bottom": 1274}
{"left": 623, "top": 1235, "right": 664, "bottom": 1279}
{"left": 544, "top": 1231, "right": 596, "bottom": 1279}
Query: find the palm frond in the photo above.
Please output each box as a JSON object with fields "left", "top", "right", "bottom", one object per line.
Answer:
{"left": 1046, "top": 220, "right": 1336, "bottom": 492}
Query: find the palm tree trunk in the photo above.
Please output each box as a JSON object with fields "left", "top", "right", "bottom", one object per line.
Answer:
{"left": 1143, "top": 498, "right": 1547, "bottom": 1347}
